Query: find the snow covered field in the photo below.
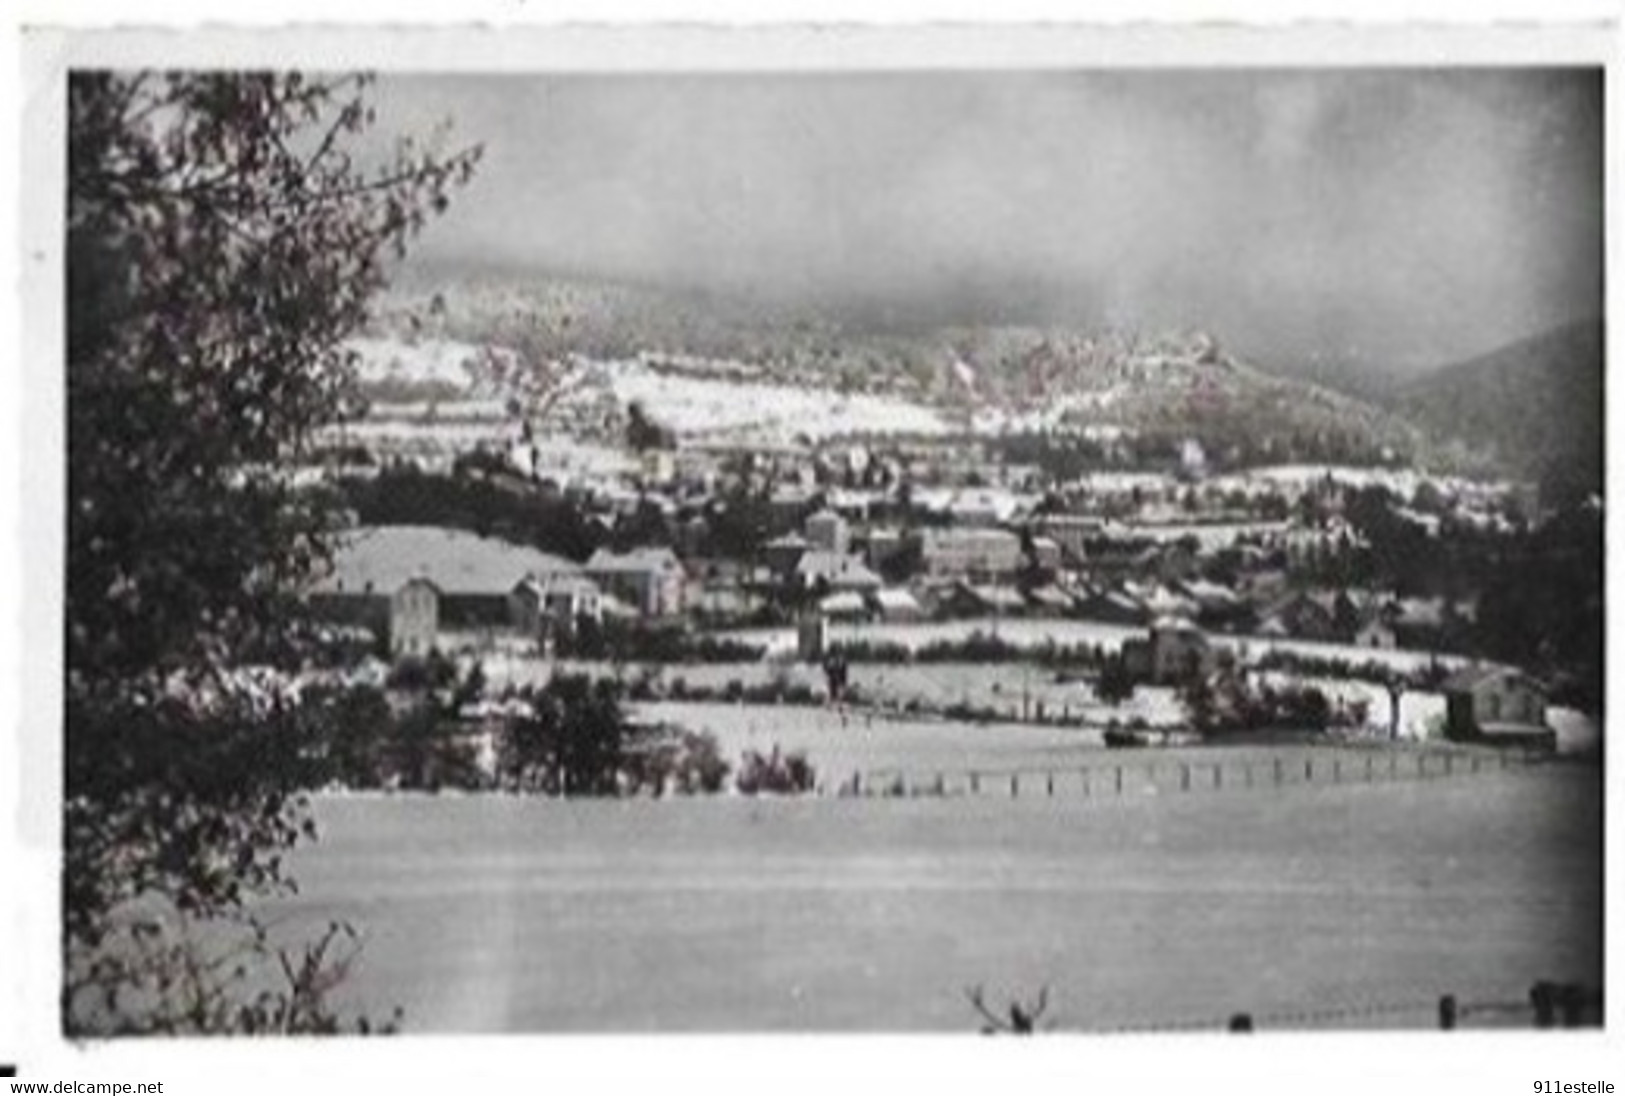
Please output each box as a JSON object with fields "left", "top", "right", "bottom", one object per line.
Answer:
{"left": 472, "top": 639, "right": 1603, "bottom": 755}
{"left": 1103, "top": 519, "right": 1292, "bottom": 548}
{"left": 718, "top": 617, "right": 1471, "bottom": 678}
{"left": 1253, "top": 673, "right": 1445, "bottom": 740}
{"left": 719, "top": 618, "right": 1147, "bottom": 657}
{"left": 570, "top": 358, "right": 953, "bottom": 442}
{"left": 349, "top": 336, "right": 520, "bottom": 395}
{"left": 630, "top": 700, "right": 1493, "bottom": 787}
{"left": 632, "top": 701, "right": 1102, "bottom": 780}
{"left": 278, "top": 763, "right": 1601, "bottom": 1031}
{"left": 475, "top": 651, "right": 1455, "bottom": 743}
{"left": 329, "top": 420, "right": 508, "bottom": 448}
{"left": 1207, "top": 464, "right": 1513, "bottom": 501}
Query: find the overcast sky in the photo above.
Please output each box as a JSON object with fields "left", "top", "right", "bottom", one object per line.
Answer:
{"left": 372, "top": 69, "right": 1601, "bottom": 375}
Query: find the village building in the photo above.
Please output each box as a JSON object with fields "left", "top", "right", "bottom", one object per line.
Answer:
{"left": 1178, "top": 578, "right": 1252, "bottom": 632}
{"left": 818, "top": 590, "right": 870, "bottom": 621}
{"left": 1029, "top": 535, "right": 1064, "bottom": 572}
{"left": 1136, "top": 583, "right": 1200, "bottom": 621}
{"left": 1034, "top": 514, "right": 1106, "bottom": 562}
{"left": 682, "top": 558, "right": 764, "bottom": 620}
{"left": 1024, "top": 584, "right": 1076, "bottom": 616}
{"left": 1441, "top": 666, "right": 1554, "bottom": 751}
{"left": 511, "top": 574, "right": 604, "bottom": 644}
{"left": 871, "top": 586, "right": 926, "bottom": 621}
{"left": 803, "top": 508, "right": 852, "bottom": 554}
{"left": 308, "top": 524, "right": 586, "bottom": 657}
{"left": 1353, "top": 614, "right": 1398, "bottom": 649}
{"left": 1259, "top": 590, "right": 1357, "bottom": 642}
{"left": 1256, "top": 616, "right": 1290, "bottom": 638}
{"left": 639, "top": 449, "right": 677, "bottom": 486}
{"left": 1075, "top": 587, "right": 1150, "bottom": 626}
{"left": 1388, "top": 597, "right": 1473, "bottom": 650}
{"left": 390, "top": 577, "right": 438, "bottom": 657}
{"left": 763, "top": 532, "right": 811, "bottom": 577}
{"left": 1122, "top": 616, "right": 1215, "bottom": 684}
{"left": 1144, "top": 539, "right": 1203, "bottom": 584}
{"left": 918, "top": 527, "right": 1023, "bottom": 581}
{"left": 687, "top": 584, "right": 762, "bottom": 620}
{"left": 584, "top": 546, "right": 686, "bottom": 617}
{"left": 940, "top": 583, "right": 1028, "bottom": 619}
{"left": 859, "top": 526, "right": 908, "bottom": 572}
{"left": 823, "top": 487, "right": 873, "bottom": 522}
{"left": 768, "top": 484, "right": 820, "bottom": 525}
{"left": 1238, "top": 567, "right": 1292, "bottom": 601}
{"left": 1077, "top": 539, "right": 1152, "bottom": 583}
{"left": 794, "top": 550, "right": 883, "bottom": 593}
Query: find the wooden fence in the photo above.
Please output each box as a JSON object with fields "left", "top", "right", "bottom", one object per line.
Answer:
{"left": 840, "top": 742, "right": 1555, "bottom": 800}
{"left": 1091, "top": 980, "right": 1603, "bottom": 1034}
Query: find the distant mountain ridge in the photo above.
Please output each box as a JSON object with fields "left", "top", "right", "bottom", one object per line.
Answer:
{"left": 1393, "top": 319, "right": 1603, "bottom": 500}
{"left": 366, "top": 271, "right": 1447, "bottom": 465}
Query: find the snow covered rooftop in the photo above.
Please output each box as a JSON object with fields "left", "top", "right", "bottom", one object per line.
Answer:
{"left": 819, "top": 591, "right": 869, "bottom": 615}
{"left": 873, "top": 588, "right": 923, "bottom": 613}
{"left": 314, "top": 525, "right": 580, "bottom": 597}
{"left": 586, "top": 546, "right": 684, "bottom": 574}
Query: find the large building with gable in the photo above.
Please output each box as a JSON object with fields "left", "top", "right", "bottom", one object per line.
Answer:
{"left": 309, "top": 525, "right": 592, "bottom": 656}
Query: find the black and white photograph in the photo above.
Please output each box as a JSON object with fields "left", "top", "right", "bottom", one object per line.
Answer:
{"left": 5, "top": 13, "right": 1619, "bottom": 1092}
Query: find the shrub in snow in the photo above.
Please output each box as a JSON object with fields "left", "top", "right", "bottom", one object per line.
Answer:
{"left": 735, "top": 747, "right": 817, "bottom": 796}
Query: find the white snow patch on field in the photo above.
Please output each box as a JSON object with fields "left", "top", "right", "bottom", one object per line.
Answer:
{"left": 1103, "top": 520, "right": 1292, "bottom": 548}
{"left": 366, "top": 399, "right": 510, "bottom": 421}
{"left": 1223, "top": 635, "right": 1468, "bottom": 675}
{"left": 349, "top": 336, "right": 509, "bottom": 391}
{"left": 1208, "top": 464, "right": 1513, "bottom": 500}
{"left": 631, "top": 701, "right": 1100, "bottom": 781}
{"left": 570, "top": 359, "right": 953, "bottom": 442}
{"left": 1253, "top": 672, "right": 1446, "bottom": 740}
{"left": 719, "top": 618, "right": 1467, "bottom": 677}
{"left": 1547, "top": 707, "right": 1600, "bottom": 755}
{"left": 719, "top": 618, "right": 1146, "bottom": 657}
{"left": 331, "top": 419, "right": 513, "bottom": 448}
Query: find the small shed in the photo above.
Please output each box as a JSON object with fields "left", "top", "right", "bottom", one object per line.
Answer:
{"left": 1441, "top": 666, "right": 1553, "bottom": 750}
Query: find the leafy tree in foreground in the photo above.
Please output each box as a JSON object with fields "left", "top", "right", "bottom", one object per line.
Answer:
{"left": 64, "top": 71, "right": 479, "bottom": 1033}
{"left": 499, "top": 675, "right": 631, "bottom": 796}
